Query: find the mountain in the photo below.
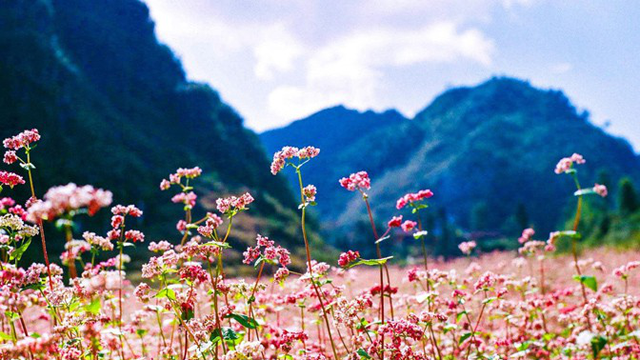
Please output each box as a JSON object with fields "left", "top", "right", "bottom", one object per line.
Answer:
{"left": 260, "top": 78, "right": 640, "bottom": 250}
{"left": 0, "top": 0, "right": 318, "bottom": 264}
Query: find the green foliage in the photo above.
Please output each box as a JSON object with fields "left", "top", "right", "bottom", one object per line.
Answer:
{"left": 618, "top": 177, "right": 638, "bottom": 215}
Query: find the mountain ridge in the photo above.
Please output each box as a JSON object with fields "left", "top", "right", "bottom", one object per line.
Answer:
{"left": 260, "top": 77, "right": 640, "bottom": 248}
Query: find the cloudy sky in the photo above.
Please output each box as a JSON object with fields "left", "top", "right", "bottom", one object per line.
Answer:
{"left": 145, "top": 0, "right": 640, "bottom": 150}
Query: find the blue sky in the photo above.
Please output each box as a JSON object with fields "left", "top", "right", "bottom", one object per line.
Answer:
{"left": 145, "top": 0, "right": 640, "bottom": 151}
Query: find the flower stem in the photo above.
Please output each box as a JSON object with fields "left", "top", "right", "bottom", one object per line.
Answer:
{"left": 296, "top": 168, "right": 339, "bottom": 360}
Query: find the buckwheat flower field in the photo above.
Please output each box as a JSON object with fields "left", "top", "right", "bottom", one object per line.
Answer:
{"left": 1, "top": 128, "right": 639, "bottom": 360}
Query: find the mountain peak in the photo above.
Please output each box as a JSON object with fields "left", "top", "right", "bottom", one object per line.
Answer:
{"left": 260, "top": 77, "right": 640, "bottom": 245}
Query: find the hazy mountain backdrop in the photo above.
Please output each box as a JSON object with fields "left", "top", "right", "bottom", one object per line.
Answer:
{"left": 261, "top": 78, "right": 640, "bottom": 255}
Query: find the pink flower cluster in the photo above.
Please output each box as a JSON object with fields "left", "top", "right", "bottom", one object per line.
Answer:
{"left": 554, "top": 153, "right": 585, "bottom": 174}
{"left": 107, "top": 204, "right": 143, "bottom": 240}
{"left": 197, "top": 213, "right": 224, "bottom": 238}
{"left": 243, "top": 234, "right": 291, "bottom": 268}
{"left": 387, "top": 215, "right": 403, "bottom": 228}
{"left": 160, "top": 167, "right": 202, "bottom": 190}
{"left": 0, "top": 171, "right": 24, "bottom": 188}
{"left": 401, "top": 220, "right": 417, "bottom": 232}
{"left": 3, "top": 128, "right": 40, "bottom": 151}
{"left": 337, "top": 250, "right": 360, "bottom": 267}
{"left": 26, "top": 183, "right": 113, "bottom": 222}
{"left": 216, "top": 192, "right": 254, "bottom": 214}
{"left": 396, "top": 189, "right": 433, "bottom": 209}
{"left": 270, "top": 146, "right": 320, "bottom": 175}
{"left": 458, "top": 240, "right": 477, "bottom": 255}
{"left": 303, "top": 184, "right": 317, "bottom": 202}
{"left": 338, "top": 171, "right": 371, "bottom": 191}
{"left": 171, "top": 191, "right": 197, "bottom": 207}
{"left": 612, "top": 261, "right": 640, "bottom": 278}
{"left": 593, "top": 183, "right": 608, "bottom": 197}
{"left": 517, "top": 228, "right": 535, "bottom": 244}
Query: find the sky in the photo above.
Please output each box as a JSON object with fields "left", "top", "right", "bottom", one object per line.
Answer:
{"left": 145, "top": 0, "right": 640, "bottom": 151}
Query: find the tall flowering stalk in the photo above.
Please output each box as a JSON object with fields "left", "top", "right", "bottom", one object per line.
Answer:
{"left": 340, "top": 170, "right": 397, "bottom": 358}
{"left": 271, "top": 146, "right": 339, "bottom": 359}
{"left": 396, "top": 189, "right": 434, "bottom": 289}
{"left": 2, "top": 129, "right": 54, "bottom": 287}
{"left": 553, "top": 153, "right": 608, "bottom": 329}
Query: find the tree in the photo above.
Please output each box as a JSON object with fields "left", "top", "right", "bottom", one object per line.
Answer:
{"left": 618, "top": 177, "right": 639, "bottom": 215}
{"left": 515, "top": 203, "right": 529, "bottom": 231}
{"left": 471, "top": 202, "right": 490, "bottom": 231}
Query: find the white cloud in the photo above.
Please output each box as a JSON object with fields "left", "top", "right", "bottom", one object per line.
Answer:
{"left": 267, "top": 22, "right": 494, "bottom": 121}
{"left": 550, "top": 62, "right": 573, "bottom": 74}
{"left": 253, "top": 24, "right": 304, "bottom": 80}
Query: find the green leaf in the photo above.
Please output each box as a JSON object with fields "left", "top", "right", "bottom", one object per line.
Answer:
{"left": 85, "top": 297, "right": 101, "bottom": 315}
{"left": 456, "top": 311, "right": 468, "bottom": 323}
{"left": 482, "top": 297, "right": 497, "bottom": 305}
{"left": 357, "top": 349, "right": 372, "bottom": 359}
{"left": 413, "top": 231, "right": 428, "bottom": 240}
{"left": 0, "top": 331, "right": 13, "bottom": 341}
{"left": 556, "top": 230, "right": 581, "bottom": 239}
{"left": 209, "top": 328, "right": 239, "bottom": 344}
{"left": 226, "top": 313, "right": 259, "bottom": 329}
{"left": 573, "top": 275, "right": 598, "bottom": 292}
{"left": 21, "top": 281, "right": 44, "bottom": 293}
{"left": 591, "top": 335, "right": 607, "bottom": 359}
{"left": 156, "top": 287, "right": 176, "bottom": 301}
{"left": 201, "top": 240, "right": 231, "bottom": 249}
{"left": 574, "top": 188, "right": 596, "bottom": 196}
{"left": 19, "top": 162, "right": 36, "bottom": 170}
{"left": 10, "top": 238, "right": 31, "bottom": 262}
{"left": 459, "top": 332, "right": 472, "bottom": 344}
{"left": 346, "top": 256, "right": 393, "bottom": 269}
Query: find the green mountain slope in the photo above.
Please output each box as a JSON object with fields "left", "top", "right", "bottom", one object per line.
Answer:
{"left": 0, "top": 0, "right": 313, "bottom": 263}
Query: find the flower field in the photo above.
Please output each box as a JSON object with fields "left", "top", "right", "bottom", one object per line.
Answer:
{"left": 1, "top": 129, "right": 639, "bottom": 359}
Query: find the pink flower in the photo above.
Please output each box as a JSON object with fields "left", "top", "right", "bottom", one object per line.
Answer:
{"left": 274, "top": 267, "right": 290, "bottom": 283}
{"left": 243, "top": 246, "right": 261, "bottom": 265}
{"left": 400, "top": 220, "right": 417, "bottom": 232}
{"left": 171, "top": 191, "right": 197, "bottom": 207}
{"left": 396, "top": 189, "right": 433, "bottom": 209}
{"left": 277, "top": 247, "right": 291, "bottom": 267}
{"left": 297, "top": 146, "right": 320, "bottom": 159}
{"left": 3, "top": 151, "right": 17, "bottom": 164}
{"left": 387, "top": 215, "right": 403, "bottom": 228}
{"left": 458, "top": 241, "right": 477, "bottom": 255}
{"left": 270, "top": 146, "right": 320, "bottom": 175}
{"left": 338, "top": 250, "right": 360, "bottom": 268}
{"left": 26, "top": 183, "right": 113, "bottom": 221}
{"left": 256, "top": 234, "right": 275, "bottom": 248}
{"left": 339, "top": 171, "right": 371, "bottom": 192}
{"left": 124, "top": 230, "right": 145, "bottom": 243}
{"left": 303, "top": 184, "right": 317, "bottom": 202}
{"left": 518, "top": 228, "right": 535, "bottom": 244}
{"left": 148, "top": 241, "right": 172, "bottom": 252}
{"left": 554, "top": 153, "right": 585, "bottom": 174}
{"left": 0, "top": 171, "right": 25, "bottom": 188}
{"left": 159, "top": 179, "right": 171, "bottom": 190}
{"left": 111, "top": 204, "right": 142, "bottom": 217}
{"left": 216, "top": 192, "right": 254, "bottom": 214}
{"left": 593, "top": 183, "right": 608, "bottom": 197}
{"left": 3, "top": 129, "right": 40, "bottom": 150}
